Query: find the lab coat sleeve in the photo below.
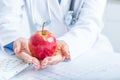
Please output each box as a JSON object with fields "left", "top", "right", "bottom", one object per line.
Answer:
{"left": 58, "top": 0, "right": 107, "bottom": 59}
{"left": 0, "top": 0, "right": 24, "bottom": 46}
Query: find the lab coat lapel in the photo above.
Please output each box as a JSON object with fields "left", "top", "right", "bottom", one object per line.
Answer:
{"left": 48, "top": 0, "right": 63, "bottom": 22}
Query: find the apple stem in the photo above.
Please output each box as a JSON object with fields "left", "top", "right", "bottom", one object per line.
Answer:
{"left": 42, "top": 22, "right": 45, "bottom": 35}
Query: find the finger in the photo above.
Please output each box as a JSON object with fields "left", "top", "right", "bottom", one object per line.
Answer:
{"left": 32, "top": 57, "right": 41, "bottom": 70}
{"left": 48, "top": 54, "right": 65, "bottom": 65}
{"left": 14, "top": 40, "right": 21, "bottom": 53}
{"left": 41, "top": 53, "right": 64, "bottom": 68}
{"left": 16, "top": 52, "right": 40, "bottom": 70}
{"left": 61, "top": 43, "right": 70, "bottom": 59}
{"left": 40, "top": 57, "right": 49, "bottom": 68}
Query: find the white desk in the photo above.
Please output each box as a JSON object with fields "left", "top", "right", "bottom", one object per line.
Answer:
{"left": 9, "top": 50, "right": 120, "bottom": 80}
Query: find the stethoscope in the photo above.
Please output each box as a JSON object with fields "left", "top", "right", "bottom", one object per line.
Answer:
{"left": 45, "top": 0, "right": 86, "bottom": 26}
{"left": 25, "top": 0, "right": 86, "bottom": 29}
{"left": 64, "top": 0, "right": 86, "bottom": 26}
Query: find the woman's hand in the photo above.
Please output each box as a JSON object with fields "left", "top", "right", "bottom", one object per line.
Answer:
{"left": 14, "top": 38, "right": 70, "bottom": 69}
{"left": 13, "top": 38, "right": 41, "bottom": 70}
{"left": 40, "top": 40, "right": 71, "bottom": 68}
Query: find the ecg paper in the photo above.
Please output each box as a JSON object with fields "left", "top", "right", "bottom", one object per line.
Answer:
{"left": 11, "top": 51, "right": 120, "bottom": 80}
{"left": 0, "top": 49, "right": 29, "bottom": 80}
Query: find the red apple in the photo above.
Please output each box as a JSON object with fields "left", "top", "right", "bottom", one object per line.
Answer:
{"left": 29, "top": 23, "right": 57, "bottom": 60}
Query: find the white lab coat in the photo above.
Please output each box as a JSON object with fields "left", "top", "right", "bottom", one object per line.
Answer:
{"left": 0, "top": 0, "right": 113, "bottom": 59}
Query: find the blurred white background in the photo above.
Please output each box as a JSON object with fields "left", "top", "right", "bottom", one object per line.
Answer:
{"left": 102, "top": 0, "right": 120, "bottom": 52}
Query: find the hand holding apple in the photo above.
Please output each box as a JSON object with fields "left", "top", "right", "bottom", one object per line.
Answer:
{"left": 40, "top": 40, "right": 71, "bottom": 68}
{"left": 14, "top": 38, "right": 41, "bottom": 70}
{"left": 29, "top": 22, "right": 57, "bottom": 60}
{"left": 14, "top": 22, "right": 70, "bottom": 70}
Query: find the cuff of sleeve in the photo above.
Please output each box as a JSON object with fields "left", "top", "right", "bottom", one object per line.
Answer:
{"left": 3, "top": 42, "right": 15, "bottom": 55}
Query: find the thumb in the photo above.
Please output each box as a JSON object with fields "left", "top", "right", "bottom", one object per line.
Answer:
{"left": 61, "top": 44, "right": 70, "bottom": 59}
{"left": 14, "top": 40, "right": 21, "bottom": 53}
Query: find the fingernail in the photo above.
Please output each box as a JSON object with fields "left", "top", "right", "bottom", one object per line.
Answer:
{"left": 35, "top": 64, "right": 41, "bottom": 70}
{"left": 15, "top": 48, "right": 19, "bottom": 53}
{"left": 34, "top": 64, "right": 38, "bottom": 67}
{"left": 66, "top": 54, "right": 71, "bottom": 58}
{"left": 48, "top": 58, "right": 52, "bottom": 61}
{"left": 43, "top": 61, "right": 47, "bottom": 66}
{"left": 28, "top": 59, "right": 32, "bottom": 63}
{"left": 14, "top": 48, "right": 17, "bottom": 53}
{"left": 41, "top": 61, "right": 47, "bottom": 69}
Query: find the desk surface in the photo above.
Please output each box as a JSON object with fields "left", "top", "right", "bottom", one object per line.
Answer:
{"left": 10, "top": 51, "right": 120, "bottom": 80}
